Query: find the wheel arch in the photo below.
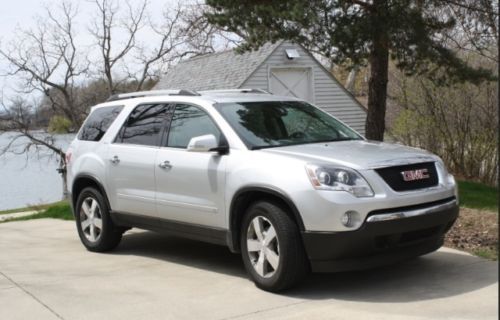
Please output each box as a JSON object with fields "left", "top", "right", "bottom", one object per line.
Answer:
{"left": 71, "top": 174, "right": 111, "bottom": 215}
{"left": 227, "top": 186, "right": 305, "bottom": 253}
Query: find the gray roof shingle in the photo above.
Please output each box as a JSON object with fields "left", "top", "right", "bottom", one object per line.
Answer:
{"left": 154, "top": 42, "right": 281, "bottom": 90}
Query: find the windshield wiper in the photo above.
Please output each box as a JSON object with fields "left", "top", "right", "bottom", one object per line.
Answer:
{"left": 250, "top": 145, "right": 279, "bottom": 150}
{"left": 312, "top": 137, "right": 359, "bottom": 143}
{"left": 250, "top": 138, "right": 360, "bottom": 150}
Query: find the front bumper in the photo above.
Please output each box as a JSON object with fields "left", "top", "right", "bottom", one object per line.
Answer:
{"left": 302, "top": 197, "right": 459, "bottom": 272}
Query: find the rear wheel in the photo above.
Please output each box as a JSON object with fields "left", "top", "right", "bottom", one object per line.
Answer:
{"left": 241, "top": 201, "right": 308, "bottom": 292}
{"left": 75, "top": 187, "right": 122, "bottom": 252}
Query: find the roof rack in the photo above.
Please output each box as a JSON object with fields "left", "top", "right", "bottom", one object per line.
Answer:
{"left": 106, "top": 89, "right": 200, "bottom": 102}
{"left": 199, "top": 88, "right": 271, "bottom": 95}
{"left": 106, "top": 88, "right": 271, "bottom": 102}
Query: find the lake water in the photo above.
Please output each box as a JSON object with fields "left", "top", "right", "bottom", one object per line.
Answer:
{"left": 0, "top": 132, "right": 75, "bottom": 210}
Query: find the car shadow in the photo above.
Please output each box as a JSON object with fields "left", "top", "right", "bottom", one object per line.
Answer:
{"left": 285, "top": 252, "right": 498, "bottom": 302}
{"left": 115, "top": 230, "right": 246, "bottom": 278}
{"left": 113, "top": 230, "right": 498, "bottom": 302}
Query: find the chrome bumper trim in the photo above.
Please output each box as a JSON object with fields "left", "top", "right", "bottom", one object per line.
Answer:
{"left": 366, "top": 199, "right": 458, "bottom": 223}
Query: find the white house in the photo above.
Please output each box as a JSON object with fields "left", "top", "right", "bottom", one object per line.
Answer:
{"left": 154, "top": 41, "right": 367, "bottom": 134}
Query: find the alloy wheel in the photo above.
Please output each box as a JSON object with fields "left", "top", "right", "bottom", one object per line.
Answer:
{"left": 80, "top": 197, "right": 103, "bottom": 242}
{"left": 246, "top": 216, "right": 280, "bottom": 278}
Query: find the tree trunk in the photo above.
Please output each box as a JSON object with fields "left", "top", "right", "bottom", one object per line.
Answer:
{"left": 365, "top": 1, "right": 389, "bottom": 141}
{"left": 105, "top": 67, "right": 114, "bottom": 96}
{"left": 61, "top": 170, "right": 69, "bottom": 200}
{"left": 58, "top": 155, "right": 69, "bottom": 200}
{"left": 345, "top": 66, "right": 359, "bottom": 94}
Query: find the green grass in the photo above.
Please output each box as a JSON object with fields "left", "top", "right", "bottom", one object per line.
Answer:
{"left": 0, "top": 201, "right": 68, "bottom": 215}
{"left": 473, "top": 247, "right": 498, "bottom": 261}
{"left": 458, "top": 180, "right": 498, "bottom": 211}
{"left": 0, "top": 201, "right": 73, "bottom": 223}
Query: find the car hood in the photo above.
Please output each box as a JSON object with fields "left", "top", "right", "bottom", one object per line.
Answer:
{"left": 261, "top": 140, "right": 439, "bottom": 170}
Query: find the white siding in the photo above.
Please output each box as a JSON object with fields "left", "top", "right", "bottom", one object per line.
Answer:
{"left": 241, "top": 41, "right": 367, "bottom": 135}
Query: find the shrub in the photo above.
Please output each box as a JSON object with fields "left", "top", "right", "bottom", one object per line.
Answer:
{"left": 48, "top": 116, "right": 72, "bottom": 133}
{"left": 388, "top": 56, "right": 498, "bottom": 186}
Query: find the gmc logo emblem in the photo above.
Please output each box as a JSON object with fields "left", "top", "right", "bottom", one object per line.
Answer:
{"left": 401, "top": 169, "right": 430, "bottom": 181}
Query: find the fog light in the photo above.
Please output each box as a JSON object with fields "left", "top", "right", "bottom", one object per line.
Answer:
{"left": 341, "top": 211, "right": 359, "bottom": 227}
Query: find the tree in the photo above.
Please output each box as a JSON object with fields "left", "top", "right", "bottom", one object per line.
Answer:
{"left": 388, "top": 54, "right": 498, "bottom": 185}
{"left": 89, "top": 0, "right": 148, "bottom": 95}
{"left": 0, "top": 2, "right": 87, "bottom": 128}
{"left": 0, "top": 0, "right": 231, "bottom": 198}
{"left": 89, "top": 0, "right": 228, "bottom": 95}
{"left": 205, "top": 0, "right": 496, "bottom": 140}
{"left": 443, "top": 0, "right": 498, "bottom": 62}
{"left": 0, "top": 96, "right": 70, "bottom": 196}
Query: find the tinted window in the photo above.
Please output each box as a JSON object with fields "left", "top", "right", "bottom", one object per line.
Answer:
{"left": 214, "top": 101, "right": 362, "bottom": 149}
{"left": 167, "top": 104, "right": 221, "bottom": 148}
{"left": 78, "top": 106, "right": 123, "bottom": 141}
{"left": 118, "top": 104, "right": 170, "bottom": 146}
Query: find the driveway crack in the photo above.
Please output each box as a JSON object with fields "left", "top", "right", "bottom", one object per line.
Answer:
{"left": 218, "top": 300, "right": 308, "bottom": 320}
{"left": 0, "top": 270, "right": 65, "bottom": 320}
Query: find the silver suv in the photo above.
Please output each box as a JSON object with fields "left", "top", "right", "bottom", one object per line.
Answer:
{"left": 67, "top": 89, "right": 459, "bottom": 292}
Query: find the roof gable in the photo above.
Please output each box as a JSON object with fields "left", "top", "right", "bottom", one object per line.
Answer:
{"left": 154, "top": 42, "right": 281, "bottom": 90}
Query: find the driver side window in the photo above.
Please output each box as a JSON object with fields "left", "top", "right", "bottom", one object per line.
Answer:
{"left": 166, "top": 104, "right": 221, "bottom": 148}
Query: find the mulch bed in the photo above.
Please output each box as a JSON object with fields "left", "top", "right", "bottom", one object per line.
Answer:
{"left": 445, "top": 207, "right": 498, "bottom": 259}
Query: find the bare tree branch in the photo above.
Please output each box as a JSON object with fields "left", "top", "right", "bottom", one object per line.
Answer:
{"left": 89, "top": 0, "right": 147, "bottom": 94}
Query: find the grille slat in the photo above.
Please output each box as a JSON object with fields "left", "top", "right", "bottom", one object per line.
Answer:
{"left": 375, "top": 162, "right": 438, "bottom": 192}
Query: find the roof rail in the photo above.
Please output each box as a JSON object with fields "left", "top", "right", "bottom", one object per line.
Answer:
{"left": 106, "top": 89, "right": 200, "bottom": 102}
{"left": 199, "top": 88, "right": 271, "bottom": 95}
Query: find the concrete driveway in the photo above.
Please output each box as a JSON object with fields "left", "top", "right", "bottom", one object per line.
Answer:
{"left": 0, "top": 219, "right": 497, "bottom": 320}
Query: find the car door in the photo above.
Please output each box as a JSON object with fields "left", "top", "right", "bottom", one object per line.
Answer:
{"left": 155, "top": 103, "right": 227, "bottom": 228}
{"left": 106, "top": 103, "right": 172, "bottom": 217}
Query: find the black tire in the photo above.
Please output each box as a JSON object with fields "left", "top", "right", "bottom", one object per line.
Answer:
{"left": 240, "top": 200, "right": 309, "bottom": 292}
{"left": 75, "top": 187, "right": 123, "bottom": 252}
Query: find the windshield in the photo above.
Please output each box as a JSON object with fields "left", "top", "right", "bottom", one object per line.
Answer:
{"left": 215, "top": 101, "right": 363, "bottom": 149}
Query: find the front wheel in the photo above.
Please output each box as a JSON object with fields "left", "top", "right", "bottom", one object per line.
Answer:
{"left": 75, "top": 187, "right": 123, "bottom": 252}
{"left": 241, "top": 201, "right": 309, "bottom": 292}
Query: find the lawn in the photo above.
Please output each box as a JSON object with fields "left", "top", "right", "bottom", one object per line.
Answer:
{"left": 0, "top": 201, "right": 69, "bottom": 215}
{"left": 0, "top": 201, "right": 73, "bottom": 223}
{"left": 458, "top": 180, "right": 498, "bottom": 212}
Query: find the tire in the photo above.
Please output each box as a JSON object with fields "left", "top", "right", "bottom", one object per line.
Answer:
{"left": 75, "top": 187, "right": 123, "bottom": 252}
{"left": 240, "top": 200, "right": 309, "bottom": 292}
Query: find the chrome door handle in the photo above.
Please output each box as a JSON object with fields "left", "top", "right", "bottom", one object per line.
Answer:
{"left": 158, "top": 160, "right": 172, "bottom": 169}
{"left": 109, "top": 155, "right": 120, "bottom": 164}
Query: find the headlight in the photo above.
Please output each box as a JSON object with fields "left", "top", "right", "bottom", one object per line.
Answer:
{"left": 305, "top": 164, "right": 374, "bottom": 197}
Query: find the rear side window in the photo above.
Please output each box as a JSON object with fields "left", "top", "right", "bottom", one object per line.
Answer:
{"left": 78, "top": 105, "right": 123, "bottom": 141}
{"left": 117, "top": 104, "right": 170, "bottom": 146}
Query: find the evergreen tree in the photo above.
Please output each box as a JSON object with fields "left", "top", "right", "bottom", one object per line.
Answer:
{"left": 205, "top": 0, "right": 495, "bottom": 140}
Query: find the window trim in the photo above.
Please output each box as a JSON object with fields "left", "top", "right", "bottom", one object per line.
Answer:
{"left": 113, "top": 103, "right": 174, "bottom": 147}
{"left": 162, "top": 102, "right": 228, "bottom": 151}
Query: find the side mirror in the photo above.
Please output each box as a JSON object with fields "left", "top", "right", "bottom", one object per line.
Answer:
{"left": 187, "top": 134, "right": 219, "bottom": 153}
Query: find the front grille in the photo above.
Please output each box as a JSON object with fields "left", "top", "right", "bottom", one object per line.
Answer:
{"left": 375, "top": 162, "right": 438, "bottom": 192}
